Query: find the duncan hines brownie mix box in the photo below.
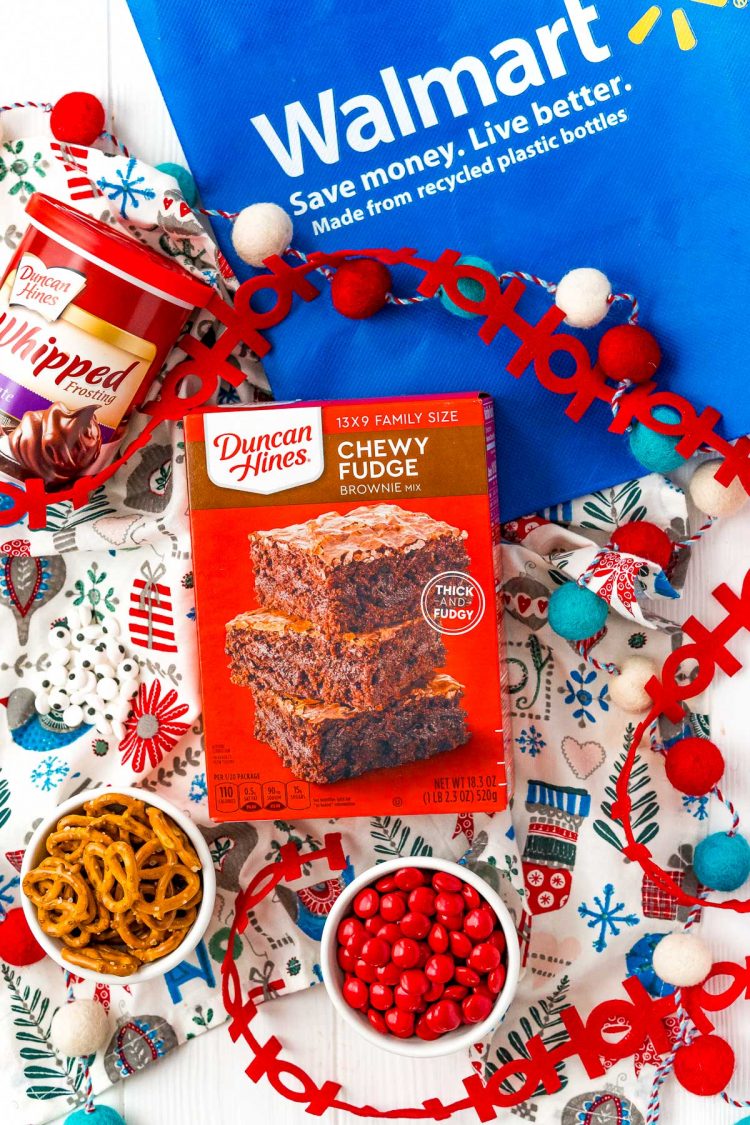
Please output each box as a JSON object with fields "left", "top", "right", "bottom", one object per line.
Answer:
{"left": 185, "top": 393, "right": 513, "bottom": 822}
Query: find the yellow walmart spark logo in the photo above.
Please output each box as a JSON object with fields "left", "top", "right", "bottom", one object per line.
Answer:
{"left": 629, "top": 0, "right": 730, "bottom": 52}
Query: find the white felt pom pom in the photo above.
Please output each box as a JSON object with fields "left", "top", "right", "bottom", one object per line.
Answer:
{"left": 232, "top": 203, "right": 293, "bottom": 267}
{"left": 652, "top": 933, "right": 713, "bottom": 988}
{"left": 50, "top": 1000, "right": 109, "bottom": 1057}
{"left": 556, "top": 268, "right": 612, "bottom": 329}
{"left": 609, "top": 656, "right": 658, "bottom": 714}
{"left": 690, "top": 460, "right": 748, "bottom": 518}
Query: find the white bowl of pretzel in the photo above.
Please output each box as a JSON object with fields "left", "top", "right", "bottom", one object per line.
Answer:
{"left": 20, "top": 786, "right": 216, "bottom": 985}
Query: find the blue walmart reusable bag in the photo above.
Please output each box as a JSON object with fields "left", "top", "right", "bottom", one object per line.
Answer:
{"left": 126, "top": 0, "right": 750, "bottom": 518}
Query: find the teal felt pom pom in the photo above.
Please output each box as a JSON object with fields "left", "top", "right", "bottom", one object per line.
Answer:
{"left": 156, "top": 161, "right": 198, "bottom": 208}
{"left": 694, "top": 831, "right": 750, "bottom": 892}
{"left": 66, "top": 1108, "right": 125, "bottom": 1125}
{"left": 439, "top": 255, "right": 495, "bottom": 318}
{"left": 629, "top": 405, "right": 687, "bottom": 474}
{"left": 548, "top": 582, "right": 608, "bottom": 642}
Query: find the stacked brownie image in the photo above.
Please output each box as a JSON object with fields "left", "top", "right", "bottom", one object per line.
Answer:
{"left": 226, "top": 503, "right": 471, "bottom": 784}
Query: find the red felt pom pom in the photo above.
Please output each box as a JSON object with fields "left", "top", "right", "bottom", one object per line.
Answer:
{"left": 0, "top": 907, "right": 46, "bottom": 966}
{"left": 50, "top": 92, "right": 105, "bottom": 146}
{"left": 610, "top": 520, "right": 673, "bottom": 570}
{"left": 598, "top": 324, "right": 662, "bottom": 385}
{"left": 665, "top": 736, "right": 725, "bottom": 796}
{"left": 330, "top": 258, "right": 392, "bottom": 319}
{"left": 673, "top": 1034, "right": 735, "bottom": 1096}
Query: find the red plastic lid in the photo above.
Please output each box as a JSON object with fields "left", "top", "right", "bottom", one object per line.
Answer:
{"left": 25, "top": 193, "right": 213, "bottom": 308}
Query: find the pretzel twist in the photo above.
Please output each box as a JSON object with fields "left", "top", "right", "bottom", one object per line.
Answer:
{"left": 22, "top": 794, "right": 204, "bottom": 975}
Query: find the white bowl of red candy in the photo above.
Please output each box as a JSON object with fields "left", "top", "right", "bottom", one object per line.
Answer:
{"left": 320, "top": 856, "right": 520, "bottom": 1056}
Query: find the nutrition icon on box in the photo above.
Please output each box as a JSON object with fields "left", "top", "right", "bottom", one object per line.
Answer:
{"left": 186, "top": 393, "right": 512, "bottom": 822}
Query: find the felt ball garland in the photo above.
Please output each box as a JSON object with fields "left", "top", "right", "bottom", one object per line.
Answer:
{"left": 330, "top": 258, "right": 392, "bottom": 319}
{"left": 608, "top": 655, "right": 659, "bottom": 715}
{"left": 629, "top": 404, "right": 688, "bottom": 474}
{"left": 547, "top": 581, "right": 608, "bottom": 642}
{"left": 609, "top": 520, "right": 673, "bottom": 571}
{"left": 665, "top": 737, "right": 724, "bottom": 797}
{"left": 651, "top": 933, "right": 712, "bottom": 989}
{"left": 50, "top": 999, "right": 110, "bottom": 1057}
{"left": 231, "top": 202, "right": 293, "bottom": 267}
{"left": 673, "top": 1035, "right": 736, "bottom": 1098}
{"left": 439, "top": 255, "right": 496, "bottom": 318}
{"left": 65, "top": 1108, "right": 126, "bottom": 1125}
{"left": 598, "top": 323, "right": 662, "bottom": 384}
{"left": 0, "top": 906, "right": 46, "bottom": 966}
{"left": 694, "top": 832, "right": 750, "bottom": 893}
{"left": 50, "top": 91, "right": 105, "bottom": 146}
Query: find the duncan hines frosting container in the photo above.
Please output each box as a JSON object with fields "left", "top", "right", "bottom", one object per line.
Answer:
{"left": 0, "top": 193, "right": 212, "bottom": 485}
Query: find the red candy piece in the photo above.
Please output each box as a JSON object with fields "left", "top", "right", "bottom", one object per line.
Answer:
{"left": 455, "top": 965, "right": 480, "bottom": 988}
{"left": 400, "top": 969, "right": 430, "bottom": 996}
{"left": 385, "top": 1008, "right": 415, "bottom": 1038}
{"left": 443, "top": 984, "right": 469, "bottom": 1001}
{"left": 416, "top": 1012, "right": 441, "bottom": 1041}
{"left": 337, "top": 917, "right": 365, "bottom": 945}
{"left": 487, "top": 965, "right": 507, "bottom": 995}
{"left": 345, "top": 930, "right": 366, "bottom": 956}
{"left": 394, "top": 984, "right": 424, "bottom": 1012}
{"left": 343, "top": 975, "right": 369, "bottom": 1010}
{"left": 462, "top": 991, "right": 494, "bottom": 1024}
{"left": 425, "top": 954, "right": 455, "bottom": 984}
{"left": 338, "top": 945, "right": 357, "bottom": 973}
{"left": 424, "top": 980, "right": 444, "bottom": 1003}
{"left": 331, "top": 258, "right": 392, "bottom": 320}
{"left": 50, "top": 92, "right": 106, "bottom": 147}
{"left": 353, "top": 888, "right": 380, "bottom": 918}
{"left": 380, "top": 892, "right": 407, "bottom": 922}
{"left": 391, "top": 937, "right": 421, "bottom": 969}
{"left": 409, "top": 886, "right": 437, "bottom": 915}
{"left": 438, "top": 912, "right": 465, "bottom": 931}
{"left": 365, "top": 914, "right": 385, "bottom": 935}
{"left": 597, "top": 323, "right": 662, "bottom": 386}
{"left": 435, "top": 891, "right": 464, "bottom": 916}
{"left": 426, "top": 999, "right": 462, "bottom": 1034}
{"left": 376, "top": 961, "right": 402, "bottom": 986}
{"left": 428, "top": 923, "right": 450, "bottom": 953}
{"left": 375, "top": 876, "right": 397, "bottom": 892}
{"left": 393, "top": 867, "right": 427, "bottom": 891}
{"left": 665, "top": 737, "right": 725, "bottom": 797}
{"left": 368, "top": 1008, "right": 389, "bottom": 1035}
{"left": 489, "top": 930, "right": 507, "bottom": 954}
{"left": 377, "top": 922, "right": 401, "bottom": 945}
{"left": 469, "top": 942, "right": 502, "bottom": 974}
{"left": 449, "top": 931, "right": 473, "bottom": 959}
{"left": 361, "top": 937, "right": 390, "bottom": 967}
{"left": 464, "top": 907, "right": 495, "bottom": 941}
{"left": 355, "top": 958, "right": 378, "bottom": 983}
{"left": 673, "top": 1034, "right": 735, "bottom": 1097}
{"left": 400, "top": 911, "right": 431, "bottom": 939}
{"left": 369, "top": 982, "right": 394, "bottom": 1011}
{"left": 461, "top": 883, "right": 482, "bottom": 910}
{"left": 610, "top": 520, "right": 673, "bottom": 571}
{"left": 432, "top": 871, "right": 463, "bottom": 893}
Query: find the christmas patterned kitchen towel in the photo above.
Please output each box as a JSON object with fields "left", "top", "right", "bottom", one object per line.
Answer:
{"left": 0, "top": 138, "right": 703, "bottom": 1124}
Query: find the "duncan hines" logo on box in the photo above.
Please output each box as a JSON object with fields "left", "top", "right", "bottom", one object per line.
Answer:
{"left": 9, "top": 253, "right": 87, "bottom": 323}
{"left": 203, "top": 406, "right": 325, "bottom": 494}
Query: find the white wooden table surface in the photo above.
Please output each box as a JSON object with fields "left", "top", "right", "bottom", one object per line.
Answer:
{"left": 4, "top": 4, "right": 750, "bottom": 1123}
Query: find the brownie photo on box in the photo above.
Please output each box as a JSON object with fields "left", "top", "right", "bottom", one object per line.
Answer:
{"left": 226, "top": 609, "right": 446, "bottom": 711}
{"left": 228, "top": 502, "right": 471, "bottom": 785}
{"left": 253, "top": 675, "right": 468, "bottom": 785}
{"left": 249, "top": 504, "right": 469, "bottom": 635}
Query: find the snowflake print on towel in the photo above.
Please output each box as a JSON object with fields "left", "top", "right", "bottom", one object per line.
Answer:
{"left": 578, "top": 883, "right": 639, "bottom": 953}
{"left": 682, "top": 794, "right": 709, "bottom": 821}
{"left": 560, "top": 665, "right": 610, "bottom": 726}
{"left": 189, "top": 773, "right": 207, "bottom": 803}
{"left": 515, "top": 725, "right": 546, "bottom": 757}
{"left": 0, "top": 873, "right": 19, "bottom": 920}
{"left": 96, "top": 157, "right": 156, "bottom": 218}
{"left": 119, "top": 681, "right": 189, "bottom": 773}
{"left": 30, "top": 755, "right": 70, "bottom": 792}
